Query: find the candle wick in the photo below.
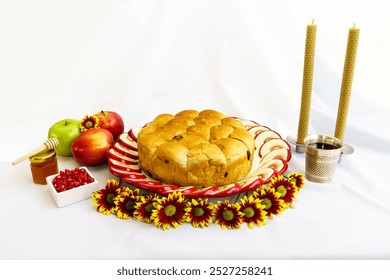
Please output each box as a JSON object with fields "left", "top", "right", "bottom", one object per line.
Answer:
{"left": 312, "top": 18, "right": 315, "bottom": 24}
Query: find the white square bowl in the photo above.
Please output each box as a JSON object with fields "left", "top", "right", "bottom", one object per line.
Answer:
{"left": 46, "top": 166, "right": 99, "bottom": 207}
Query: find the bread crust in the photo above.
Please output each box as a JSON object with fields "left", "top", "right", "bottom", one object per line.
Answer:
{"left": 137, "top": 109, "right": 255, "bottom": 187}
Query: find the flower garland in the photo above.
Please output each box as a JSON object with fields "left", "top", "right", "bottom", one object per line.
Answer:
{"left": 91, "top": 173, "right": 304, "bottom": 230}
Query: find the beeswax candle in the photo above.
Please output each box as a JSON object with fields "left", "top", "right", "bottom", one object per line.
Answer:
{"left": 297, "top": 20, "right": 317, "bottom": 149}
{"left": 334, "top": 24, "right": 360, "bottom": 142}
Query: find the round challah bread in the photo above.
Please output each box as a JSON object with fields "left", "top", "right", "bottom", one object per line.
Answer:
{"left": 137, "top": 109, "right": 255, "bottom": 187}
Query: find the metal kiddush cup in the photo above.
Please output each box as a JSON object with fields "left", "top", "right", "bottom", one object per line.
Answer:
{"left": 304, "top": 135, "right": 343, "bottom": 183}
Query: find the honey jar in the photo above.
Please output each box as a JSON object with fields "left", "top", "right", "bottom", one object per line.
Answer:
{"left": 29, "top": 150, "right": 59, "bottom": 185}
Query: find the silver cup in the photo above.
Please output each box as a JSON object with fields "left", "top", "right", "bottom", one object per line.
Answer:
{"left": 304, "top": 135, "right": 343, "bottom": 183}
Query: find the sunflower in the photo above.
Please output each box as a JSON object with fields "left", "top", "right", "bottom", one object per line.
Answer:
{"left": 92, "top": 179, "right": 123, "bottom": 215}
{"left": 80, "top": 114, "right": 100, "bottom": 132}
{"left": 114, "top": 188, "right": 142, "bottom": 219}
{"left": 185, "top": 198, "right": 214, "bottom": 228}
{"left": 213, "top": 200, "right": 244, "bottom": 230}
{"left": 288, "top": 172, "right": 305, "bottom": 191}
{"left": 238, "top": 195, "right": 267, "bottom": 228}
{"left": 134, "top": 194, "right": 158, "bottom": 224}
{"left": 269, "top": 175, "right": 298, "bottom": 208}
{"left": 151, "top": 192, "right": 187, "bottom": 230}
{"left": 252, "top": 186, "right": 285, "bottom": 218}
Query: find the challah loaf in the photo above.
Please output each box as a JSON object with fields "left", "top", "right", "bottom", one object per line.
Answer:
{"left": 137, "top": 109, "right": 255, "bottom": 187}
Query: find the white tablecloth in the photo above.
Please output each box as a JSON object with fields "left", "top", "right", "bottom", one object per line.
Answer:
{"left": 1, "top": 0, "right": 390, "bottom": 260}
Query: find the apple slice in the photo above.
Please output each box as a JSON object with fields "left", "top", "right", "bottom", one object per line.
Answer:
{"left": 108, "top": 159, "right": 141, "bottom": 178}
{"left": 248, "top": 125, "right": 271, "bottom": 137}
{"left": 109, "top": 166, "right": 140, "bottom": 178}
{"left": 255, "top": 129, "right": 281, "bottom": 142}
{"left": 185, "top": 186, "right": 220, "bottom": 198}
{"left": 144, "top": 184, "right": 181, "bottom": 195}
{"left": 240, "top": 119, "right": 260, "bottom": 128}
{"left": 237, "top": 176, "right": 264, "bottom": 192}
{"left": 109, "top": 166, "right": 131, "bottom": 178}
{"left": 254, "top": 130, "right": 281, "bottom": 157}
{"left": 128, "top": 127, "right": 142, "bottom": 142}
{"left": 208, "top": 183, "right": 241, "bottom": 198}
{"left": 124, "top": 172, "right": 147, "bottom": 180}
{"left": 259, "top": 159, "right": 287, "bottom": 174}
{"left": 255, "top": 168, "right": 275, "bottom": 182}
{"left": 107, "top": 148, "right": 138, "bottom": 164}
{"left": 171, "top": 186, "right": 197, "bottom": 197}
{"left": 107, "top": 157, "right": 140, "bottom": 170}
{"left": 260, "top": 148, "right": 291, "bottom": 163}
{"left": 259, "top": 138, "right": 291, "bottom": 158}
{"left": 112, "top": 142, "right": 138, "bottom": 159}
{"left": 132, "top": 179, "right": 165, "bottom": 187}
{"left": 119, "top": 133, "right": 138, "bottom": 150}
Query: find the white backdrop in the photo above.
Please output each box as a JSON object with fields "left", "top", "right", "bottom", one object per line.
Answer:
{"left": 1, "top": 0, "right": 390, "bottom": 260}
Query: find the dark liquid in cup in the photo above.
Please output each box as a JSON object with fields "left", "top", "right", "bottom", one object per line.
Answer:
{"left": 308, "top": 142, "right": 339, "bottom": 150}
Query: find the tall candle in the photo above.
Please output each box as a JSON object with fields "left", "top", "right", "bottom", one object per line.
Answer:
{"left": 296, "top": 20, "right": 317, "bottom": 150}
{"left": 334, "top": 24, "right": 360, "bottom": 142}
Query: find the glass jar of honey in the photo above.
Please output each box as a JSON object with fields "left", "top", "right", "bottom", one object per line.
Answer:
{"left": 29, "top": 150, "right": 59, "bottom": 185}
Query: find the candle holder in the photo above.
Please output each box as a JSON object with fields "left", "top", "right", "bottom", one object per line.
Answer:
{"left": 287, "top": 134, "right": 354, "bottom": 162}
{"left": 287, "top": 135, "right": 306, "bottom": 154}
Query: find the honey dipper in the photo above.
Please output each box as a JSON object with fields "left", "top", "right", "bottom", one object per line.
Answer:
{"left": 12, "top": 138, "right": 59, "bottom": 165}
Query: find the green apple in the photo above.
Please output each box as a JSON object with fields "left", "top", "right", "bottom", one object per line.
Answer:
{"left": 48, "top": 119, "right": 81, "bottom": 156}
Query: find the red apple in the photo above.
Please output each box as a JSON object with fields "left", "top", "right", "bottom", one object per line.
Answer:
{"left": 71, "top": 128, "right": 114, "bottom": 166}
{"left": 94, "top": 110, "right": 124, "bottom": 140}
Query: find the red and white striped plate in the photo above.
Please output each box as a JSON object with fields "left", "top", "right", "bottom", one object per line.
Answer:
{"left": 107, "top": 119, "right": 291, "bottom": 198}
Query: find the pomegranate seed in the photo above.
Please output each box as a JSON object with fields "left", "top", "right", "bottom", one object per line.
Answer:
{"left": 51, "top": 167, "right": 94, "bottom": 193}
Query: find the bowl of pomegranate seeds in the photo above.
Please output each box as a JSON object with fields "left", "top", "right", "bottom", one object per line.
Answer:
{"left": 46, "top": 167, "right": 99, "bottom": 207}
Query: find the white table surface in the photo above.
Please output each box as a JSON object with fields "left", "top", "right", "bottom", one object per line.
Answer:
{"left": 1, "top": 0, "right": 390, "bottom": 260}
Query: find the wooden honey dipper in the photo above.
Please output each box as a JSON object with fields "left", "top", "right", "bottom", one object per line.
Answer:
{"left": 12, "top": 138, "right": 59, "bottom": 165}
